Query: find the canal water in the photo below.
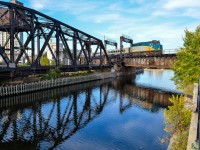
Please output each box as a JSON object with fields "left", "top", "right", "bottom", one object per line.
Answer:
{"left": 0, "top": 69, "right": 182, "bottom": 150}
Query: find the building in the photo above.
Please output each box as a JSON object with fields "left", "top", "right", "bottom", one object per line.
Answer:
{"left": 0, "top": 0, "right": 24, "bottom": 49}
{"left": 47, "top": 39, "right": 67, "bottom": 65}
{"left": 10, "top": 0, "right": 23, "bottom": 6}
{"left": 0, "top": 32, "right": 9, "bottom": 49}
{"left": 46, "top": 39, "right": 84, "bottom": 65}
{"left": 0, "top": 0, "right": 24, "bottom": 64}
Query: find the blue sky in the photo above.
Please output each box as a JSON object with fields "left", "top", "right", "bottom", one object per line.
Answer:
{"left": 5, "top": 0, "right": 200, "bottom": 49}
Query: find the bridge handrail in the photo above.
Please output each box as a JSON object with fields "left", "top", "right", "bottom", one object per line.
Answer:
{"left": 197, "top": 77, "right": 200, "bottom": 147}
{"left": 162, "top": 49, "right": 179, "bottom": 54}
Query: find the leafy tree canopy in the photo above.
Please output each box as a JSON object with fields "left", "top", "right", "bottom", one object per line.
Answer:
{"left": 172, "top": 25, "right": 200, "bottom": 90}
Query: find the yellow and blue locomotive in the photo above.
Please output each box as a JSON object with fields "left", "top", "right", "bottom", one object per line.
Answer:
{"left": 107, "top": 40, "right": 163, "bottom": 57}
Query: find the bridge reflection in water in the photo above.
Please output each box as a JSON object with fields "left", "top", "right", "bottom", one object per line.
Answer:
{"left": 0, "top": 76, "right": 178, "bottom": 149}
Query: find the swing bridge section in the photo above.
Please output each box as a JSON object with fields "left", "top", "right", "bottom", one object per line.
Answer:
{"left": 0, "top": 1, "right": 110, "bottom": 75}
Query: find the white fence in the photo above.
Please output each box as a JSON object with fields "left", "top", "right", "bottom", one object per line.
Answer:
{"left": 0, "top": 68, "right": 143, "bottom": 97}
{"left": 0, "top": 73, "right": 116, "bottom": 97}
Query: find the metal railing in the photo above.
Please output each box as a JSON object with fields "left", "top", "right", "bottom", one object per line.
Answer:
{"left": 196, "top": 77, "right": 200, "bottom": 149}
{"left": 162, "top": 49, "right": 179, "bottom": 54}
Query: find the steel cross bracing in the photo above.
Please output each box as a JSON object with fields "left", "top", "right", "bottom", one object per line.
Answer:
{"left": 0, "top": 1, "right": 110, "bottom": 72}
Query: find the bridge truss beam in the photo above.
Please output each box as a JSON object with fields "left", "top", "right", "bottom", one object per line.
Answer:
{"left": 0, "top": 1, "right": 110, "bottom": 71}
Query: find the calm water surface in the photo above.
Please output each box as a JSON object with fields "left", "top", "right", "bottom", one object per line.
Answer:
{"left": 0, "top": 69, "right": 180, "bottom": 150}
{"left": 135, "top": 69, "right": 182, "bottom": 93}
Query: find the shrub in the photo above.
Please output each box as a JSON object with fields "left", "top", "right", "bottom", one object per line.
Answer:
{"left": 163, "top": 95, "right": 192, "bottom": 150}
{"left": 42, "top": 68, "right": 61, "bottom": 80}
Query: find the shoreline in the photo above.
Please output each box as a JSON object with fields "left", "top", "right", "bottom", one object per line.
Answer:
{"left": 0, "top": 69, "right": 143, "bottom": 97}
{"left": 167, "top": 83, "right": 199, "bottom": 150}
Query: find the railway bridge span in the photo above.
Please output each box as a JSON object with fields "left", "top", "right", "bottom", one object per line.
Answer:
{"left": 124, "top": 53, "right": 177, "bottom": 69}
{"left": 0, "top": 1, "right": 110, "bottom": 74}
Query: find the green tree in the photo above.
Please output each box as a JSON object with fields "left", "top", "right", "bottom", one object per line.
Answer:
{"left": 172, "top": 25, "right": 200, "bottom": 90}
{"left": 40, "top": 52, "right": 50, "bottom": 66}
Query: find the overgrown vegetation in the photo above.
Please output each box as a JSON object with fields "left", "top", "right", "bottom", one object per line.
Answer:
{"left": 42, "top": 68, "right": 61, "bottom": 80}
{"left": 171, "top": 25, "right": 200, "bottom": 93}
{"left": 41, "top": 69, "right": 96, "bottom": 80}
{"left": 164, "top": 26, "right": 200, "bottom": 149}
{"left": 163, "top": 95, "right": 192, "bottom": 150}
{"left": 60, "top": 70, "right": 95, "bottom": 77}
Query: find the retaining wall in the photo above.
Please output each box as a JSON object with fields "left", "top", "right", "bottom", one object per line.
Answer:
{"left": 187, "top": 83, "right": 199, "bottom": 150}
{"left": 0, "top": 70, "right": 143, "bottom": 97}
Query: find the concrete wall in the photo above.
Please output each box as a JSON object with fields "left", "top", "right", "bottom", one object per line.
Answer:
{"left": 187, "top": 83, "right": 199, "bottom": 150}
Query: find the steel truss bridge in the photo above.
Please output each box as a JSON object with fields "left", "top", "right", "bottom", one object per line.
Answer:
{"left": 0, "top": 1, "right": 110, "bottom": 75}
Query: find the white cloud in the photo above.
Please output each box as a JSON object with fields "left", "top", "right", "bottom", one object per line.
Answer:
{"left": 107, "top": 2, "right": 125, "bottom": 12}
{"left": 30, "top": 0, "right": 48, "bottom": 10}
{"left": 30, "top": 0, "right": 103, "bottom": 14}
{"left": 164, "top": 0, "right": 200, "bottom": 10}
{"left": 152, "top": 10, "right": 174, "bottom": 17}
{"left": 32, "top": 3, "right": 44, "bottom": 9}
{"left": 97, "top": 18, "right": 188, "bottom": 49}
{"left": 79, "top": 13, "right": 122, "bottom": 23}
{"left": 152, "top": 0, "right": 200, "bottom": 18}
{"left": 128, "top": 0, "right": 146, "bottom": 4}
{"left": 27, "top": 0, "right": 200, "bottom": 49}
{"left": 182, "top": 9, "right": 200, "bottom": 19}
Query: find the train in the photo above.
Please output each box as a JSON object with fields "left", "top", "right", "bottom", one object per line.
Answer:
{"left": 107, "top": 40, "right": 163, "bottom": 57}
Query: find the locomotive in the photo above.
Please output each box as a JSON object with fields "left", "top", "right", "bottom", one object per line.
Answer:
{"left": 107, "top": 40, "right": 163, "bottom": 57}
